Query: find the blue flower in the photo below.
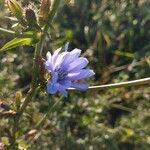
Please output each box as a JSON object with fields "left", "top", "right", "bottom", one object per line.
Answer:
{"left": 45, "top": 48, "right": 95, "bottom": 96}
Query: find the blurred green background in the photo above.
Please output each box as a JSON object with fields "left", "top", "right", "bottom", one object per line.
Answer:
{"left": 0, "top": 0, "right": 150, "bottom": 149}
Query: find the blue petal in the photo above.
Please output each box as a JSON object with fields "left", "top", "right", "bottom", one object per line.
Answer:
{"left": 71, "top": 48, "right": 82, "bottom": 54}
{"left": 47, "top": 80, "right": 59, "bottom": 94}
{"left": 52, "top": 72, "right": 58, "bottom": 82}
{"left": 52, "top": 47, "right": 62, "bottom": 65}
{"left": 58, "top": 85, "right": 68, "bottom": 97}
{"left": 61, "top": 49, "right": 81, "bottom": 69}
{"left": 45, "top": 61, "right": 53, "bottom": 72}
{"left": 46, "top": 51, "right": 52, "bottom": 62}
{"left": 66, "top": 69, "right": 95, "bottom": 81}
{"left": 71, "top": 83, "right": 89, "bottom": 90}
{"left": 59, "top": 79, "right": 71, "bottom": 88}
{"left": 67, "top": 57, "right": 89, "bottom": 72}
{"left": 53, "top": 51, "right": 68, "bottom": 70}
{"left": 45, "top": 51, "right": 53, "bottom": 72}
{"left": 64, "top": 42, "right": 69, "bottom": 51}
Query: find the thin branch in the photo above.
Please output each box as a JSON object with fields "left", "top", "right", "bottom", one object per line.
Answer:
{"left": 69, "top": 77, "right": 150, "bottom": 91}
{"left": 35, "top": 96, "right": 63, "bottom": 129}
{"left": 18, "top": 89, "right": 35, "bottom": 116}
{"left": 0, "top": 27, "right": 33, "bottom": 38}
{"left": 108, "top": 59, "right": 145, "bottom": 73}
{"left": 0, "top": 27, "right": 16, "bottom": 36}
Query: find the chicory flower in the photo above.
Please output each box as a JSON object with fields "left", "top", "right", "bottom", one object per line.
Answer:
{"left": 45, "top": 48, "right": 95, "bottom": 96}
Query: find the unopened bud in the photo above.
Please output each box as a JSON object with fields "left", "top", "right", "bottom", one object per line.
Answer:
{"left": 25, "top": 7, "right": 37, "bottom": 26}
{"left": 15, "top": 91, "right": 22, "bottom": 110}
{"left": 39, "top": 0, "right": 51, "bottom": 26}
{"left": 6, "top": 0, "right": 23, "bottom": 19}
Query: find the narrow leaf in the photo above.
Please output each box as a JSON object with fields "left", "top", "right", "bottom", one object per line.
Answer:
{"left": 0, "top": 37, "right": 37, "bottom": 52}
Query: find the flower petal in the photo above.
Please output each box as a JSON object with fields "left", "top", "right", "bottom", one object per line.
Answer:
{"left": 45, "top": 47, "right": 95, "bottom": 96}
{"left": 46, "top": 51, "right": 52, "bottom": 62}
{"left": 70, "top": 48, "right": 81, "bottom": 55}
{"left": 61, "top": 48, "right": 81, "bottom": 68}
{"left": 71, "top": 83, "right": 89, "bottom": 90}
{"left": 58, "top": 85, "right": 68, "bottom": 97}
{"left": 52, "top": 47, "right": 62, "bottom": 64}
{"left": 45, "top": 61, "right": 53, "bottom": 72}
{"left": 59, "top": 79, "right": 71, "bottom": 88}
{"left": 53, "top": 51, "right": 68, "bottom": 70}
{"left": 51, "top": 72, "right": 58, "bottom": 82}
{"left": 66, "top": 69, "right": 95, "bottom": 81}
{"left": 47, "top": 80, "right": 59, "bottom": 94}
{"left": 67, "top": 57, "right": 88, "bottom": 72}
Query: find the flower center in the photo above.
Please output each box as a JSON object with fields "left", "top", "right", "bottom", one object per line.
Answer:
{"left": 56, "top": 68, "right": 67, "bottom": 80}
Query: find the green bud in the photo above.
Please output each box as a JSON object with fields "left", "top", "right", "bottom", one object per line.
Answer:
{"left": 39, "top": 0, "right": 51, "bottom": 26}
{"left": 6, "top": 0, "right": 23, "bottom": 19}
{"left": 15, "top": 91, "right": 22, "bottom": 110}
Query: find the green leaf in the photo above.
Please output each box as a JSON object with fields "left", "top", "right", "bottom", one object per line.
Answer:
{"left": 0, "top": 37, "right": 37, "bottom": 52}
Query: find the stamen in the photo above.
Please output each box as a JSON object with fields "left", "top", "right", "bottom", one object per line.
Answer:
{"left": 57, "top": 68, "right": 67, "bottom": 80}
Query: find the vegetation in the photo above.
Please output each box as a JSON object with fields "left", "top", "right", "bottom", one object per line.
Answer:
{"left": 0, "top": 0, "right": 150, "bottom": 149}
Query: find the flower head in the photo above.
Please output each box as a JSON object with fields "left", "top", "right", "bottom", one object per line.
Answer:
{"left": 45, "top": 48, "right": 95, "bottom": 96}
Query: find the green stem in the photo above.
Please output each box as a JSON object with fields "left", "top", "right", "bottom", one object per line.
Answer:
{"left": 9, "top": 0, "right": 62, "bottom": 148}
{"left": 10, "top": 42, "right": 41, "bottom": 148}
{"left": 69, "top": 77, "right": 150, "bottom": 91}
{"left": 111, "top": 104, "right": 133, "bottom": 112}
{"left": 38, "top": 0, "right": 61, "bottom": 54}
{"left": 18, "top": 40, "right": 42, "bottom": 115}
{"left": 0, "top": 27, "right": 33, "bottom": 38}
{"left": 0, "top": 27, "right": 16, "bottom": 36}
{"left": 18, "top": 89, "right": 35, "bottom": 116}
{"left": 10, "top": 40, "right": 42, "bottom": 149}
{"left": 47, "top": 0, "right": 61, "bottom": 25}
{"left": 11, "top": 117, "right": 19, "bottom": 150}
{"left": 35, "top": 96, "right": 63, "bottom": 129}
{"left": 18, "top": 0, "right": 62, "bottom": 117}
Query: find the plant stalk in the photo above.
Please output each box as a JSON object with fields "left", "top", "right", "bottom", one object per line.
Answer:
{"left": 35, "top": 96, "right": 63, "bottom": 129}
{"left": 69, "top": 77, "right": 150, "bottom": 91}
{"left": 10, "top": 0, "right": 62, "bottom": 148}
{"left": 0, "top": 27, "right": 34, "bottom": 38}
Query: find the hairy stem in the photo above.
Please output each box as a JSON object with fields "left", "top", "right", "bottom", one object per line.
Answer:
{"left": 19, "top": 0, "right": 62, "bottom": 116}
{"left": 48, "top": 0, "right": 61, "bottom": 24}
{"left": 9, "top": 0, "right": 62, "bottom": 148}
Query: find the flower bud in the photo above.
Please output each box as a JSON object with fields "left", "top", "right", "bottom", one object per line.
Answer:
{"left": 39, "top": 0, "right": 51, "bottom": 26}
{"left": 6, "top": 0, "right": 23, "bottom": 19}
{"left": 15, "top": 91, "right": 22, "bottom": 110}
{"left": 25, "top": 7, "right": 37, "bottom": 27}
